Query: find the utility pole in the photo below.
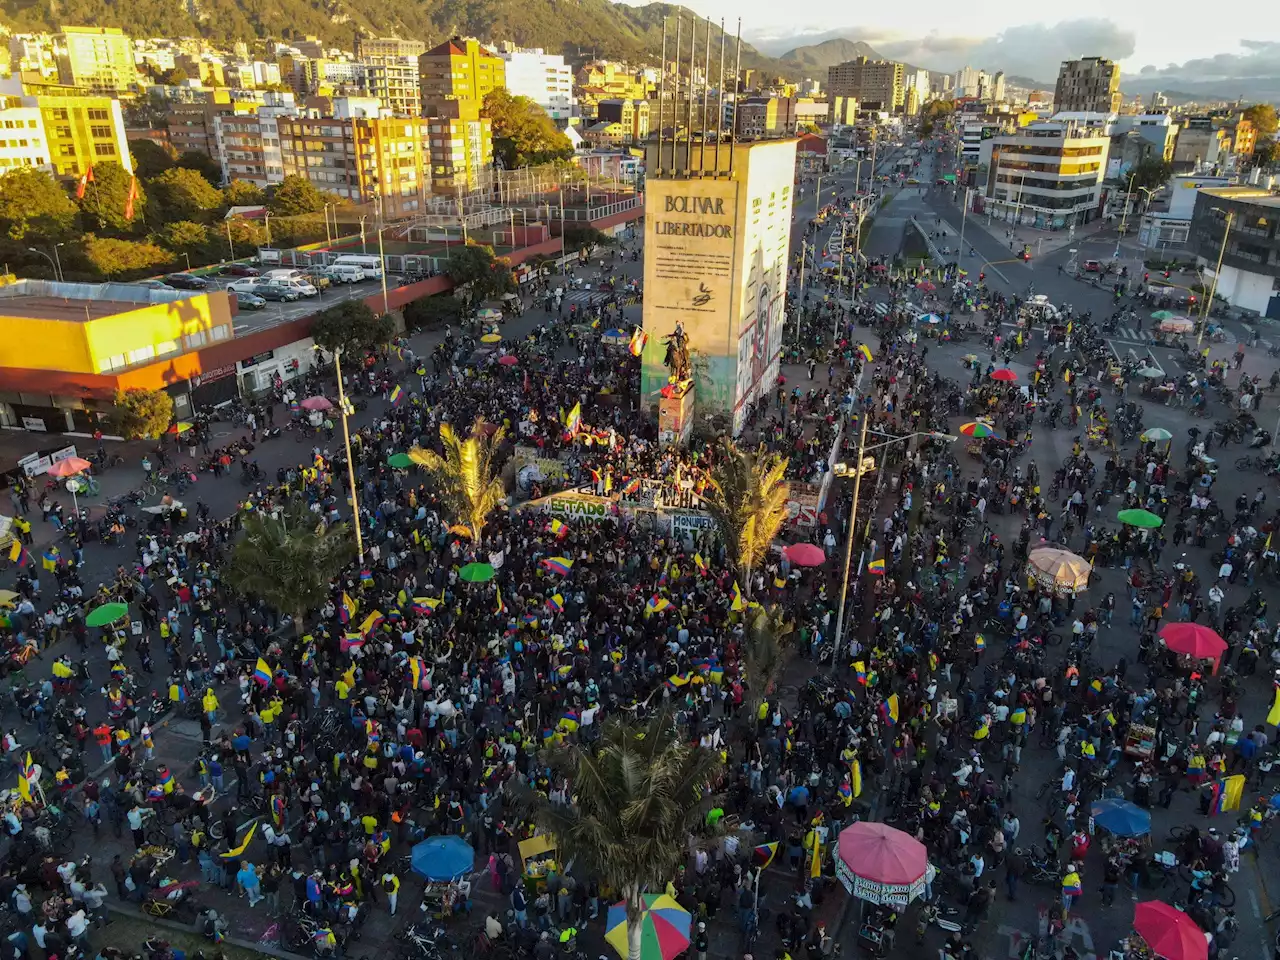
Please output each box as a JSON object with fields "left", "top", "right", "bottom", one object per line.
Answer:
{"left": 833, "top": 414, "right": 869, "bottom": 656}
{"left": 1197, "top": 209, "right": 1234, "bottom": 348}
{"left": 815, "top": 173, "right": 823, "bottom": 218}
{"left": 958, "top": 187, "right": 971, "bottom": 260}
{"left": 1115, "top": 171, "right": 1136, "bottom": 259}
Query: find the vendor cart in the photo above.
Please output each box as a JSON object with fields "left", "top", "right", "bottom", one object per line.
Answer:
{"left": 518, "top": 834, "right": 558, "bottom": 897}
{"left": 1124, "top": 723, "right": 1156, "bottom": 761}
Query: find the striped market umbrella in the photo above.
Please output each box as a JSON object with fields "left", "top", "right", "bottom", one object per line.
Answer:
{"left": 605, "top": 894, "right": 691, "bottom": 960}
{"left": 959, "top": 421, "right": 995, "bottom": 438}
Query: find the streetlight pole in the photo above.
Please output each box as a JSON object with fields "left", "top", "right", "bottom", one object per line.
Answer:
{"left": 1115, "top": 172, "right": 1136, "bottom": 259}
{"left": 27, "top": 246, "right": 61, "bottom": 282}
{"left": 958, "top": 187, "right": 971, "bottom": 260}
{"left": 53, "top": 243, "right": 64, "bottom": 282}
{"left": 815, "top": 173, "right": 823, "bottom": 218}
{"left": 1197, "top": 209, "right": 1234, "bottom": 348}
{"left": 330, "top": 347, "right": 365, "bottom": 563}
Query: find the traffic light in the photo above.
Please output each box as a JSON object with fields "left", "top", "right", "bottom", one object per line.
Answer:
{"left": 1143, "top": 272, "right": 1149, "bottom": 282}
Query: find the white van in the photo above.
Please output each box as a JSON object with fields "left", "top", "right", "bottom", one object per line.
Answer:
{"left": 265, "top": 268, "right": 306, "bottom": 282}
{"left": 272, "top": 277, "right": 318, "bottom": 297}
{"left": 326, "top": 263, "right": 366, "bottom": 284}
{"left": 331, "top": 255, "right": 384, "bottom": 279}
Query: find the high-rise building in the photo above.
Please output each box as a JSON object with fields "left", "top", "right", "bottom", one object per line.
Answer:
{"left": 985, "top": 122, "right": 1110, "bottom": 226}
{"left": 827, "top": 57, "right": 904, "bottom": 112}
{"left": 1054, "top": 57, "right": 1121, "bottom": 114}
{"left": 359, "top": 56, "right": 422, "bottom": 116}
{"left": 54, "top": 26, "right": 139, "bottom": 95}
{"left": 427, "top": 99, "right": 493, "bottom": 192}
{"left": 23, "top": 92, "right": 133, "bottom": 179}
{"left": 501, "top": 49, "right": 575, "bottom": 121}
{"left": 992, "top": 72, "right": 1006, "bottom": 103}
{"left": 954, "top": 66, "right": 980, "bottom": 99}
{"left": 355, "top": 37, "right": 427, "bottom": 60}
{"left": 278, "top": 112, "right": 434, "bottom": 216}
{"left": 213, "top": 94, "right": 297, "bottom": 187}
{"left": 0, "top": 96, "right": 50, "bottom": 173}
{"left": 419, "top": 38, "right": 505, "bottom": 116}
{"left": 905, "top": 69, "right": 930, "bottom": 101}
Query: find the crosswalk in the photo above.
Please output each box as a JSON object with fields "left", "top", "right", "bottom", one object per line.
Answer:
{"left": 562, "top": 290, "right": 609, "bottom": 304}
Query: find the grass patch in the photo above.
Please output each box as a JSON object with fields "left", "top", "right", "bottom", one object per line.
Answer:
{"left": 97, "top": 912, "right": 272, "bottom": 960}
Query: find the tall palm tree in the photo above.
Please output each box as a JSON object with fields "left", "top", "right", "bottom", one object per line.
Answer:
{"left": 515, "top": 713, "right": 724, "bottom": 960}
{"left": 409, "top": 418, "right": 507, "bottom": 543}
{"left": 742, "top": 607, "right": 793, "bottom": 723}
{"left": 223, "top": 503, "right": 356, "bottom": 636}
{"left": 703, "top": 440, "right": 790, "bottom": 596}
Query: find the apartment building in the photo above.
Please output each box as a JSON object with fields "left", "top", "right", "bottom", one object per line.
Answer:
{"left": 427, "top": 99, "right": 492, "bottom": 193}
{"left": 984, "top": 122, "right": 1110, "bottom": 227}
{"left": 1172, "top": 116, "right": 1231, "bottom": 173}
{"left": 355, "top": 37, "right": 427, "bottom": 60}
{"left": 501, "top": 48, "right": 575, "bottom": 121}
{"left": 213, "top": 95, "right": 297, "bottom": 187}
{"left": 0, "top": 97, "right": 50, "bottom": 172}
{"left": 223, "top": 61, "right": 283, "bottom": 89}
{"left": 1054, "top": 57, "right": 1121, "bottom": 115}
{"left": 419, "top": 38, "right": 505, "bottom": 116}
{"left": 578, "top": 61, "right": 648, "bottom": 100}
{"left": 595, "top": 99, "right": 649, "bottom": 143}
{"left": 736, "top": 96, "right": 798, "bottom": 139}
{"left": 827, "top": 57, "right": 904, "bottom": 112}
{"left": 54, "top": 26, "right": 139, "bottom": 96}
{"left": 358, "top": 56, "right": 422, "bottom": 116}
{"left": 167, "top": 95, "right": 259, "bottom": 157}
{"left": 278, "top": 112, "right": 433, "bottom": 216}
{"left": 0, "top": 78, "right": 136, "bottom": 179}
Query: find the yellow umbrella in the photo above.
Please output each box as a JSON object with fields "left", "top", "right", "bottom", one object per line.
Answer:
{"left": 1026, "top": 547, "right": 1092, "bottom": 596}
{"left": 480, "top": 334, "right": 501, "bottom": 344}
{"left": 0, "top": 590, "right": 17, "bottom": 608}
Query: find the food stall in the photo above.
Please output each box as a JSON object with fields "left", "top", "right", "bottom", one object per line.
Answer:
{"left": 518, "top": 833, "right": 558, "bottom": 896}
{"left": 1124, "top": 723, "right": 1156, "bottom": 761}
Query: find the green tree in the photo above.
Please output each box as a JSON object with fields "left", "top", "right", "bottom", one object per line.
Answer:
{"left": 224, "top": 216, "right": 269, "bottom": 253}
{"left": 704, "top": 440, "right": 791, "bottom": 596}
{"left": 310, "top": 300, "right": 395, "bottom": 356}
{"left": 223, "top": 502, "right": 356, "bottom": 637}
{"left": 403, "top": 294, "right": 463, "bottom": 331}
{"left": 1243, "top": 104, "right": 1279, "bottom": 137}
{"left": 513, "top": 712, "right": 723, "bottom": 960}
{"left": 409, "top": 418, "right": 507, "bottom": 543}
{"left": 223, "top": 179, "right": 266, "bottom": 207}
{"left": 78, "top": 162, "right": 146, "bottom": 235}
{"left": 1127, "top": 156, "right": 1174, "bottom": 193}
{"left": 83, "top": 235, "right": 173, "bottom": 279}
{"left": 177, "top": 150, "right": 224, "bottom": 186}
{"left": 482, "top": 88, "right": 574, "bottom": 168}
{"left": 149, "top": 167, "right": 224, "bottom": 222}
{"left": 158, "top": 67, "right": 189, "bottom": 86}
{"left": 445, "top": 242, "right": 516, "bottom": 305}
{"left": 157, "top": 220, "right": 211, "bottom": 256}
{"left": 0, "top": 168, "right": 78, "bottom": 243}
{"left": 269, "top": 174, "right": 328, "bottom": 216}
{"left": 110, "top": 387, "right": 174, "bottom": 439}
{"left": 130, "top": 139, "right": 178, "bottom": 180}
{"left": 741, "top": 607, "right": 792, "bottom": 725}
{"left": 1252, "top": 138, "right": 1278, "bottom": 169}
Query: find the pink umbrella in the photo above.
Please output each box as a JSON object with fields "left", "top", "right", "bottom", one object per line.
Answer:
{"left": 498, "top": 355, "right": 519, "bottom": 366}
{"left": 46, "top": 457, "right": 93, "bottom": 478}
{"left": 300, "top": 396, "right": 333, "bottom": 412}
{"left": 836, "top": 822, "right": 928, "bottom": 905}
{"left": 784, "top": 543, "right": 826, "bottom": 567}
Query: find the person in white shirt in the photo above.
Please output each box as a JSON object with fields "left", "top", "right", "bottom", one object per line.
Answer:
{"left": 66, "top": 908, "right": 89, "bottom": 943}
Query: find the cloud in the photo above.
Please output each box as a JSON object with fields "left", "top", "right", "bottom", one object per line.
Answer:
{"left": 749, "top": 18, "right": 1136, "bottom": 82}
{"left": 1133, "top": 41, "right": 1280, "bottom": 82}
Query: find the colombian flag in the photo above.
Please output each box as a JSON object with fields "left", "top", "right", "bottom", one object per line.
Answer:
{"left": 546, "top": 593, "right": 564, "bottom": 614}
{"left": 548, "top": 519, "right": 568, "bottom": 539}
{"left": 753, "top": 841, "right": 779, "bottom": 868}
{"left": 693, "top": 553, "right": 708, "bottom": 575}
{"left": 730, "top": 581, "right": 745, "bottom": 612}
{"left": 407, "top": 656, "right": 424, "bottom": 690}
{"left": 853, "top": 661, "right": 867, "bottom": 685}
{"left": 253, "top": 658, "right": 273, "bottom": 686}
{"left": 339, "top": 592, "right": 358, "bottom": 624}
{"left": 974, "top": 634, "right": 986, "bottom": 651}
{"left": 495, "top": 587, "right": 506, "bottom": 615}
{"left": 8, "top": 541, "right": 29, "bottom": 567}
{"left": 360, "top": 610, "right": 385, "bottom": 636}
{"left": 541, "top": 556, "right": 573, "bottom": 576}
{"left": 340, "top": 632, "right": 365, "bottom": 652}
{"left": 880, "top": 694, "right": 899, "bottom": 726}
{"left": 857, "top": 344, "right": 874, "bottom": 363}
{"left": 629, "top": 327, "right": 648, "bottom": 357}
{"left": 389, "top": 385, "right": 404, "bottom": 407}
{"left": 561, "top": 402, "right": 581, "bottom": 437}
{"left": 558, "top": 710, "right": 580, "bottom": 733}
{"left": 867, "top": 559, "right": 886, "bottom": 575}
{"left": 411, "top": 596, "right": 441, "bottom": 616}
{"left": 646, "top": 595, "right": 671, "bottom": 617}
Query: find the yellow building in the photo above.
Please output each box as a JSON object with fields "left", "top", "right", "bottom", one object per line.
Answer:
{"left": 419, "top": 38, "right": 505, "bottom": 116}
{"left": 428, "top": 99, "right": 492, "bottom": 193}
{"left": 26, "top": 94, "right": 133, "bottom": 179}
{"left": 278, "top": 114, "right": 433, "bottom": 216}
{"left": 55, "top": 26, "right": 139, "bottom": 96}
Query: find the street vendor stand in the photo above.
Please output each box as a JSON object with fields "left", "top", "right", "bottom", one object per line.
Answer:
{"left": 1124, "top": 723, "right": 1156, "bottom": 761}
{"left": 518, "top": 833, "right": 558, "bottom": 896}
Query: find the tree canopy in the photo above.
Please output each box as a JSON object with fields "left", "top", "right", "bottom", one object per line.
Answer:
{"left": 704, "top": 440, "right": 791, "bottom": 595}
{"left": 83, "top": 236, "right": 173, "bottom": 279}
{"left": 445, "top": 243, "right": 517, "bottom": 305}
{"left": 269, "top": 174, "right": 329, "bottom": 216}
{"left": 409, "top": 419, "right": 507, "bottom": 543}
{"left": 110, "top": 387, "right": 174, "bottom": 439}
{"left": 0, "top": 168, "right": 79, "bottom": 243}
{"left": 223, "top": 180, "right": 267, "bottom": 207}
{"left": 129, "top": 139, "right": 179, "bottom": 180}
{"left": 310, "top": 301, "right": 395, "bottom": 356}
{"left": 1243, "top": 104, "right": 1279, "bottom": 137}
{"left": 149, "top": 167, "right": 224, "bottom": 222}
{"left": 1127, "top": 156, "right": 1174, "bottom": 193}
{"left": 178, "top": 149, "right": 224, "bottom": 186}
{"left": 483, "top": 88, "right": 574, "bottom": 168}
{"left": 77, "top": 162, "right": 146, "bottom": 235}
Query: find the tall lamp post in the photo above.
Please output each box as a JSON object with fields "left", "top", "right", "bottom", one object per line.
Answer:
{"left": 1197, "top": 207, "right": 1235, "bottom": 349}
{"left": 832, "top": 425, "right": 957, "bottom": 654}
{"left": 28, "top": 245, "right": 64, "bottom": 282}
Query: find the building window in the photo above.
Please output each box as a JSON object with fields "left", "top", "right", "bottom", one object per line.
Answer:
{"left": 184, "top": 330, "right": 207, "bottom": 349}
{"left": 93, "top": 144, "right": 116, "bottom": 157}
{"left": 87, "top": 109, "right": 110, "bottom": 121}
{"left": 96, "top": 353, "right": 126, "bottom": 373}
{"left": 156, "top": 340, "right": 179, "bottom": 355}
{"left": 89, "top": 126, "right": 112, "bottom": 139}
{"left": 211, "top": 324, "right": 230, "bottom": 341}
{"left": 127, "top": 345, "right": 155, "bottom": 364}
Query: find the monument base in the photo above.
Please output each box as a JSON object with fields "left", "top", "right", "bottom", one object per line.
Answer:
{"left": 658, "top": 380, "right": 695, "bottom": 447}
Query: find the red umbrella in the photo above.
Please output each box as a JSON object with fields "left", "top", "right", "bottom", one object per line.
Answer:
{"left": 784, "top": 543, "right": 826, "bottom": 567}
{"left": 46, "top": 457, "right": 93, "bottom": 478}
{"left": 300, "top": 396, "right": 333, "bottom": 411}
{"left": 498, "top": 355, "right": 519, "bottom": 366}
{"left": 989, "top": 368, "right": 1018, "bottom": 382}
{"left": 1133, "top": 901, "right": 1207, "bottom": 960}
{"left": 1158, "top": 623, "right": 1227, "bottom": 659}
{"left": 837, "top": 821, "right": 927, "bottom": 886}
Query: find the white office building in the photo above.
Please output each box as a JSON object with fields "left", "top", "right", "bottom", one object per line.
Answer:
{"left": 983, "top": 122, "right": 1111, "bottom": 228}
{"left": 500, "top": 48, "right": 576, "bottom": 121}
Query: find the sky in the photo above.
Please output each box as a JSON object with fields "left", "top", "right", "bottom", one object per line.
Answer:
{"left": 625, "top": 4, "right": 1280, "bottom": 87}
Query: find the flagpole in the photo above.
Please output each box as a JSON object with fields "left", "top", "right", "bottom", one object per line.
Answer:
{"left": 332, "top": 348, "right": 365, "bottom": 563}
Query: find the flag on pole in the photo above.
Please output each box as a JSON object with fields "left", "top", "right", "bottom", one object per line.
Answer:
{"left": 809, "top": 829, "right": 823, "bottom": 879}
{"left": 407, "top": 657, "right": 424, "bottom": 690}
{"left": 546, "top": 593, "right": 564, "bottom": 614}
{"left": 857, "top": 344, "right": 874, "bottom": 363}
{"left": 879, "top": 694, "right": 899, "bottom": 726}
{"left": 629, "top": 327, "right": 648, "bottom": 357}
{"left": 851, "top": 758, "right": 862, "bottom": 797}
{"left": 8, "top": 541, "right": 29, "bottom": 567}
{"left": 495, "top": 587, "right": 506, "bottom": 615}
{"left": 730, "top": 581, "right": 745, "bottom": 611}
{"left": 220, "top": 822, "right": 257, "bottom": 859}
{"left": 753, "top": 842, "right": 779, "bottom": 868}
{"left": 124, "top": 175, "right": 138, "bottom": 221}
{"left": 253, "top": 658, "right": 273, "bottom": 686}
{"left": 389, "top": 385, "right": 404, "bottom": 407}
{"left": 75, "top": 164, "right": 94, "bottom": 199}
{"left": 1268, "top": 687, "right": 1280, "bottom": 726}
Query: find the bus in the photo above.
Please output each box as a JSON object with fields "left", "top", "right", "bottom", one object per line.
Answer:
{"left": 330, "top": 254, "right": 384, "bottom": 279}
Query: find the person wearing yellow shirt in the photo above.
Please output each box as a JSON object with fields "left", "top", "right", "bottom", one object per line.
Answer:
{"left": 202, "top": 688, "right": 218, "bottom": 724}
{"left": 381, "top": 871, "right": 400, "bottom": 915}
{"left": 361, "top": 814, "right": 378, "bottom": 836}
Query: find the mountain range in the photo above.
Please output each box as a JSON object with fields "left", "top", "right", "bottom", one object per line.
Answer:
{"left": 0, "top": 0, "right": 796, "bottom": 75}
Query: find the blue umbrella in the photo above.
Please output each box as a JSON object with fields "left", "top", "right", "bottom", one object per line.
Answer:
{"left": 1090, "top": 798, "right": 1151, "bottom": 836}
{"left": 410, "top": 835, "right": 475, "bottom": 880}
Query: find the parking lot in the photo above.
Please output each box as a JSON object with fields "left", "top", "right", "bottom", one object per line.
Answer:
{"left": 196, "top": 273, "right": 393, "bottom": 332}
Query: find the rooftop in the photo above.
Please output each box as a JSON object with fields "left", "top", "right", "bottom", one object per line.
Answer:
{"left": 0, "top": 280, "right": 200, "bottom": 321}
{"left": 0, "top": 296, "right": 148, "bottom": 322}
{"left": 1198, "top": 186, "right": 1280, "bottom": 208}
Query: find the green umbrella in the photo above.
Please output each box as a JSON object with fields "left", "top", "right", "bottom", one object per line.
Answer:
{"left": 459, "top": 562, "right": 496, "bottom": 583}
{"left": 85, "top": 602, "right": 129, "bottom": 627}
{"left": 387, "top": 452, "right": 414, "bottom": 469}
{"left": 1140, "top": 427, "right": 1173, "bottom": 442}
{"left": 1117, "top": 508, "right": 1163, "bottom": 529}
{"left": 1151, "top": 310, "right": 1176, "bottom": 321}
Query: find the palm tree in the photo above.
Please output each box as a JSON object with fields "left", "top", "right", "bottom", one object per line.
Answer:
{"left": 703, "top": 440, "right": 791, "bottom": 596}
{"left": 223, "top": 502, "right": 356, "bottom": 636}
{"left": 409, "top": 418, "right": 507, "bottom": 543}
{"left": 742, "top": 607, "right": 793, "bottom": 723}
{"left": 515, "top": 713, "right": 724, "bottom": 960}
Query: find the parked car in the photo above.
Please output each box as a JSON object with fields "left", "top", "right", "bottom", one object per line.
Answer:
{"left": 226, "top": 278, "right": 263, "bottom": 294}
{"left": 253, "top": 281, "right": 300, "bottom": 302}
{"left": 326, "top": 264, "right": 366, "bottom": 284}
{"left": 1083, "top": 259, "right": 1102, "bottom": 272}
{"left": 271, "top": 278, "right": 318, "bottom": 298}
{"left": 301, "top": 272, "right": 332, "bottom": 291}
{"left": 136, "top": 279, "right": 169, "bottom": 290}
{"left": 163, "top": 273, "right": 209, "bottom": 290}
{"left": 220, "top": 263, "right": 260, "bottom": 277}
{"left": 234, "top": 291, "right": 267, "bottom": 310}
